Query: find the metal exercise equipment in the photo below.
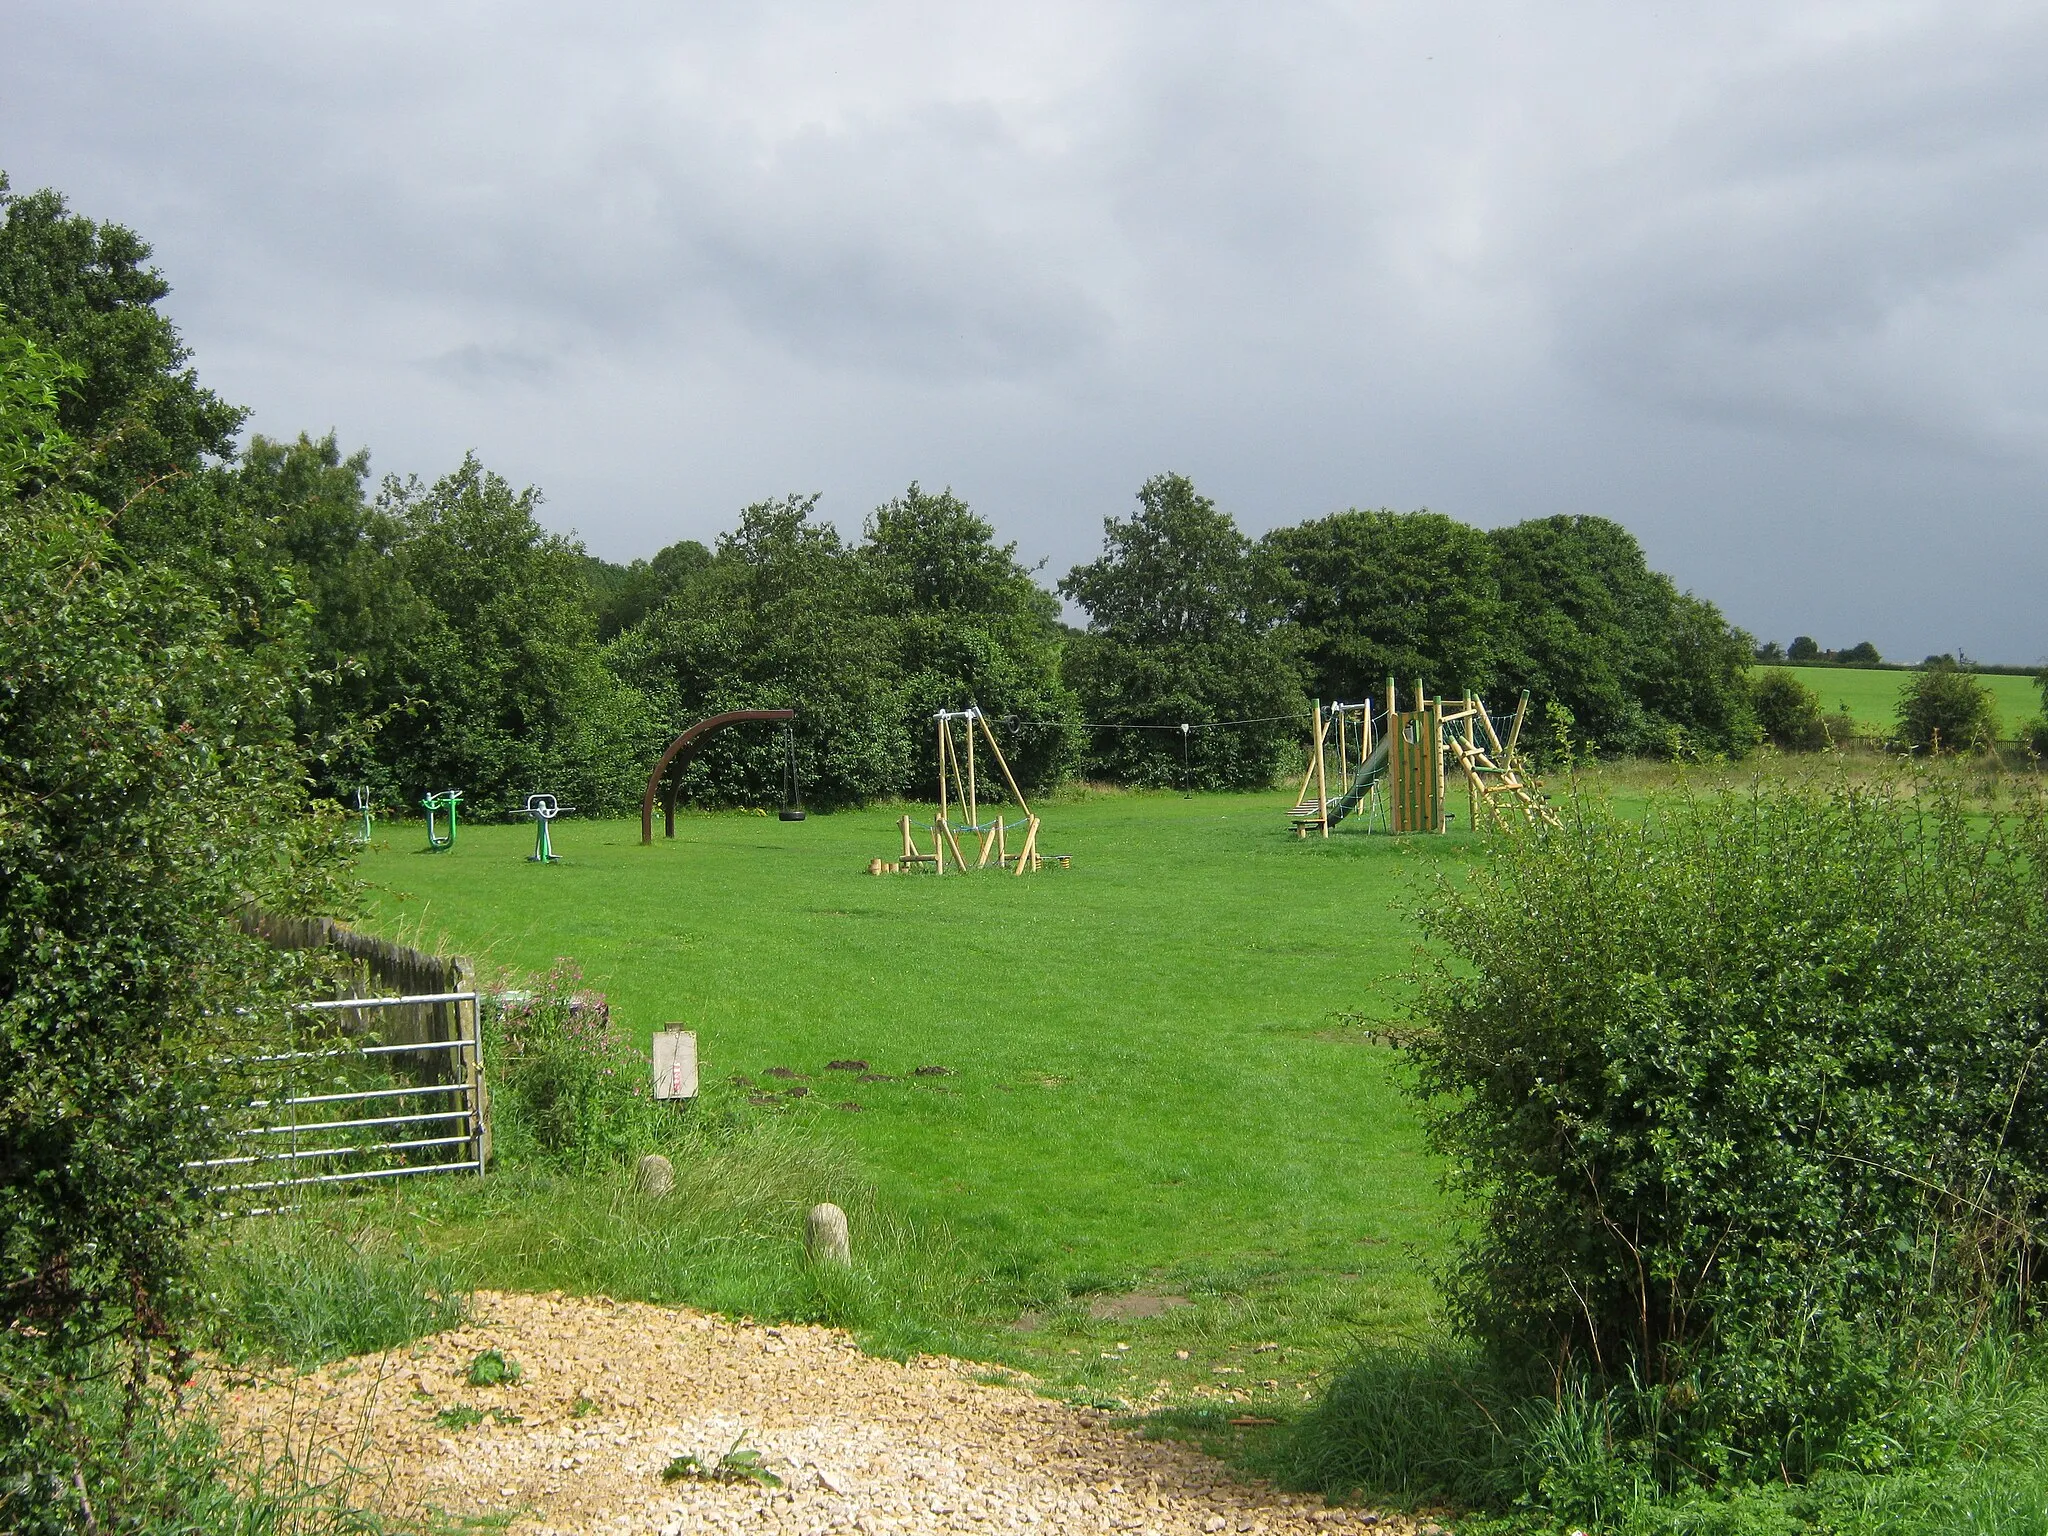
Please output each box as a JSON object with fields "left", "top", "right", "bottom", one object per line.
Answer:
{"left": 521, "top": 793, "right": 570, "bottom": 863}
{"left": 421, "top": 788, "right": 463, "bottom": 850}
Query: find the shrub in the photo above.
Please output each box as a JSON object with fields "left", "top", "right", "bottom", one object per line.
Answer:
{"left": 1403, "top": 773, "right": 2048, "bottom": 1486}
{"left": 1751, "top": 668, "right": 1829, "bottom": 750}
{"left": 486, "top": 960, "right": 658, "bottom": 1170}
{"left": 0, "top": 327, "right": 363, "bottom": 1536}
{"left": 1897, "top": 658, "right": 1999, "bottom": 753}
{"left": 2024, "top": 717, "right": 2048, "bottom": 763}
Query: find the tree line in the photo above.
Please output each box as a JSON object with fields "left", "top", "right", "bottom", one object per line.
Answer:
{"left": 0, "top": 173, "right": 1809, "bottom": 823}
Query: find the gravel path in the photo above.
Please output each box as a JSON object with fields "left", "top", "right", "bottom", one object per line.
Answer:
{"left": 217, "top": 1291, "right": 1440, "bottom": 1536}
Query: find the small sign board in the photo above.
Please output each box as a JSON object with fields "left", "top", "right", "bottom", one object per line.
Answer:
{"left": 652, "top": 1029, "right": 699, "bottom": 1101}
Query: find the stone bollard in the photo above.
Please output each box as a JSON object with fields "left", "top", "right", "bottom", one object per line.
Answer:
{"left": 635, "top": 1153, "right": 674, "bottom": 1198}
{"left": 805, "top": 1202, "right": 851, "bottom": 1266}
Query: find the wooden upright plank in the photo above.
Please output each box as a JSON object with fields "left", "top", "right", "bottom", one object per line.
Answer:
{"left": 965, "top": 711, "right": 979, "bottom": 833}
{"left": 1505, "top": 689, "right": 1530, "bottom": 762}
{"left": 1313, "top": 701, "right": 1329, "bottom": 837}
{"left": 976, "top": 711, "right": 1033, "bottom": 818}
{"left": 1013, "top": 816, "right": 1040, "bottom": 876}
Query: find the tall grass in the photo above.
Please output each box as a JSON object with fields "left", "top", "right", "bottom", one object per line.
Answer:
{"left": 204, "top": 1218, "right": 470, "bottom": 1369}
{"left": 1280, "top": 1328, "right": 2048, "bottom": 1534}
{"left": 0, "top": 1349, "right": 394, "bottom": 1536}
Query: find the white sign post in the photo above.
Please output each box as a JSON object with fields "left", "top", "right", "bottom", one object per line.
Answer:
{"left": 652, "top": 1029, "right": 698, "bottom": 1102}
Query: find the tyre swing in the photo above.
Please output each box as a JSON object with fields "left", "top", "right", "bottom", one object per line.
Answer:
{"left": 778, "top": 723, "right": 806, "bottom": 822}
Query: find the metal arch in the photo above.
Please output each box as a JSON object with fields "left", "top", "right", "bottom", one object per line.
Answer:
{"left": 640, "top": 709, "right": 798, "bottom": 844}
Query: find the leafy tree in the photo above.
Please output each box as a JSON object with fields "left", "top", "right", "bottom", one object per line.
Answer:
{"left": 1060, "top": 474, "right": 1304, "bottom": 788}
{"left": 1638, "top": 589, "right": 1759, "bottom": 757}
{"left": 233, "top": 432, "right": 438, "bottom": 799}
{"left": 374, "top": 455, "right": 654, "bottom": 812}
{"left": 1262, "top": 509, "right": 1502, "bottom": 704}
{"left": 608, "top": 486, "right": 1081, "bottom": 806}
{"left": 859, "top": 483, "right": 1079, "bottom": 792}
{"left": 1896, "top": 657, "right": 1998, "bottom": 754}
{"left": 585, "top": 537, "right": 714, "bottom": 640}
{"left": 1839, "top": 640, "right": 1881, "bottom": 665}
{"left": 1489, "top": 515, "right": 1754, "bottom": 757}
{"left": 0, "top": 333, "right": 350, "bottom": 1521}
{"left": 1751, "top": 669, "right": 1829, "bottom": 750}
{"left": 0, "top": 174, "right": 251, "bottom": 572}
{"left": 608, "top": 495, "right": 911, "bottom": 806}
{"left": 1788, "top": 635, "right": 1821, "bottom": 662}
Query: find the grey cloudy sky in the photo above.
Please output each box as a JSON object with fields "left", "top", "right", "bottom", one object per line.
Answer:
{"left": 5, "top": 1, "right": 2044, "bottom": 661}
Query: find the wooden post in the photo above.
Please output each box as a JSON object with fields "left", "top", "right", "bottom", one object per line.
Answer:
{"left": 965, "top": 710, "right": 979, "bottom": 840}
{"left": 453, "top": 956, "right": 488, "bottom": 1173}
{"left": 1013, "top": 816, "right": 1040, "bottom": 875}
{"left": 1476, "top": 695, "right": 1507, "bottom": 756}
{"left": 1431, "top": 699, "right": 1446, "bottom": 831}
{"left": 1313, "top": 702, "right": 1330, "bottom": 837}
{"left": 900, "top": 814, "right": 916, "bottom": 860}
{"left": 651, "top": 1029, "right": 699, "bottom": 1101}
{"left": 1505, "top": 690, "right": 1530, "bottom": 764}
{"left": 975, "top": 711, "right": 1033, "bottom": 819}
{"left": 1465, "top": 722, "right": 1480, "bottom": 834}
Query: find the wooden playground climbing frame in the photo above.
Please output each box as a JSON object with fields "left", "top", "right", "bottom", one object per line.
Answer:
{"left": 1292, "top": 679, "right": 1557, "bottom": 836}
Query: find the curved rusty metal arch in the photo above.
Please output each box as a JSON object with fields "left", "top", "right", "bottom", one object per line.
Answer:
{"left": 640, "top": 709, "right": 798, "bottom": 845}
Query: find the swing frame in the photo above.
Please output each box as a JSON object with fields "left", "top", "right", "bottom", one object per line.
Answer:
{"left": 886, "top": 708, "right": 1046, "bottom": 875}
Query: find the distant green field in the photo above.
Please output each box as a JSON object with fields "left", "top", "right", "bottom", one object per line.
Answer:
{"left": 1781, "top": 666, "right": 2041, "bottom": 732}
{"left": 355, "top": 794, "right": 1476, "bottom": 1399}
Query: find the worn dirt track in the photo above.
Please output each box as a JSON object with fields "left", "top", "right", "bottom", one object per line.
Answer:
{"left": 217, "top": 1291, "right": 1441, "bottom": 1536}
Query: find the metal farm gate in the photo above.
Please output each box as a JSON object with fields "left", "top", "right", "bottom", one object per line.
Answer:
{"left": 202, "top": 990, "right": 488, "bottom": 1207}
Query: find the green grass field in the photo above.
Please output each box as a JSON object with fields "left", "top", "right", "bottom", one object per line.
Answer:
{"left": 352, "top": 793, "right": 1476, "bottom": 1403}
{"left": 1781, "top": 665, "right": 2041, "bottom": 732}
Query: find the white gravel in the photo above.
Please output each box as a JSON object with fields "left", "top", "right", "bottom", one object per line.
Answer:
{"left": 215, "top": 1290, "right": 1445, "bottom": 1535}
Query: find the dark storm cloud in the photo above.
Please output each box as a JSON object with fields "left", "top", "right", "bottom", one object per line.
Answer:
{"left": 1545, "top": 10, "right": 2048, "bottom": 459}
{"left": 3, "top": 1, "right": 2042, "bottom": 660}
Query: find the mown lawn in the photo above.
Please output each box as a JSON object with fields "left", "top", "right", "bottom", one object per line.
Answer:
{"left": 1781, "top": 664, "right": 2040, "bottom": 731}
{"left": 352, "top": 791, "right": 1476, "bottom": 1403}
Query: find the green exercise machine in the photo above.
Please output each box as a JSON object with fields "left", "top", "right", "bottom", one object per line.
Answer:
{"left": 421, "top": 788, "right": 463, "bottom": 849}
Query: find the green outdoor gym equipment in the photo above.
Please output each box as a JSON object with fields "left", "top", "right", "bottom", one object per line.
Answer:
{"left": 421, "top": 788, "right": 463, "bottom": 849}
{"left": 521, "top": 793, "right": 568, "bottom": 863}
{"left": 352, "top": 788, "right": 374, "bottom": 844}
